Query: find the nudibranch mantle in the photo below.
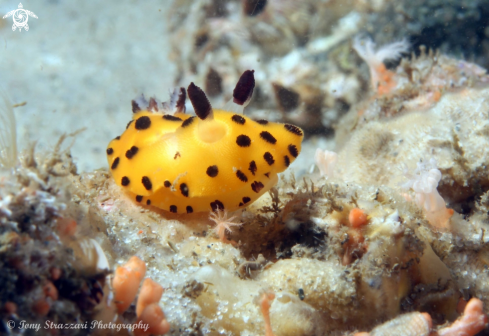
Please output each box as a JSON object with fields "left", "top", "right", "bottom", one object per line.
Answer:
{"left": 106, "top": 70, "right": 303, "bottom": 214}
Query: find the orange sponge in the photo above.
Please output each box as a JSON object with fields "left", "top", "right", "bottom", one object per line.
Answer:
{"left": 349, "top": 208, "right": 368, "bottom": 228}
{"left": 113, "top": 256, "right": 146, "bottom": 314}
{"left": 135, "top": 303, "right": 170, "bottom": 336}
{"left": 136, "top": 278, "right": 164, "bottom": 317}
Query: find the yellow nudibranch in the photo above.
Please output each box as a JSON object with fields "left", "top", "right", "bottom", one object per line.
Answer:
{"left": 106, "top": 70, "right": 303, "bottom": 214}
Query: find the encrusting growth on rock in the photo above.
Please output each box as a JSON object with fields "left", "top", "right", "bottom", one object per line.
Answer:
{"left": 259, "top": 290, "right": 276, "bottom": 336}
{"left": 113, "top": 256, "right": 146, "bottom": 314}
{"left": 134, "top": 278, "right": 169, "bottom": 336}
{"left": 353, "top": 297, "right": 488, "bottom": 336}
{"left": 401, "top": 158, "right": 454, "bottom": 228}
{"left": 338, "top": 207, "right": 369, "bottom": 265}
{"left": 436, "top": 298, "right": 488, "bottom": 336}
{"left": 348, "top": 208, "right": 368, "bottom": 228}
{"left": 315, "top": 148, "right": 337, "bottom": 178}
{"left": 353, "top": 312, "right": 432, "bottom": 336}
{"left": 136, "top": 278, "right": 164, "bottom": 318}
{"left": 353, "top": 37, "right": 409, "bottom": 95}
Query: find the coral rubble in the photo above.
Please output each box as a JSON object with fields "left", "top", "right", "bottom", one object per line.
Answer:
{"left": 168, "top": 0, "right": 366, "bottom": 135}
{"left": 0, "top": 137, "right": 111, "bottom": 335}
{"left": 361, "top": 0, "right": 489, "bottom": 70}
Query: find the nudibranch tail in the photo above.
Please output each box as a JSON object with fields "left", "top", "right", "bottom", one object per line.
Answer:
{"left": 106, "top": 70, "right": 304, "bottom": 214}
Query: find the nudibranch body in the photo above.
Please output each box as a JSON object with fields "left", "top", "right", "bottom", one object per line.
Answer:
{"left": 106, "top": 70, "right": 303, "bottom": 214}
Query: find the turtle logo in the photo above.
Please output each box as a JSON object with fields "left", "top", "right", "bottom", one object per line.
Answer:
{"left": 3, "top": 3, "right": 38, "bottom": 32}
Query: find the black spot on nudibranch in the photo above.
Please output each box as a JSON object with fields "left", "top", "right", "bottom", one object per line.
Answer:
{"left": 242, "top": 196, "right": 251, "bottom": 204}
{"left": 207, "top": 165, "right": 219, "bottom": 177}
{"left": 174, "top": 152, "right": 181, "bottom": 159}
{"left": 121, "top": 176, "right": 130, "bottom": 186}
{"left": 163, "top": 114, "right": 183, "bottom": 121}
{"left": 251, "top": 181, "right": 264, "bottom": 193}
{"left": 284, "top": 155, "right": 290, "bottom": 167}
{"left": 180, "top": 183, "right": 189, "bottom": 197}
{"left": 210, "top": 200, "right": 225, "bottom": 212}
{"left": 181, "top": 116, "right": 195, "bottom": 128}
{"left": 264, "top": 152, "right": 274, "bottom": 165}
{"left": 231, "top": 115, "right": 246, "bottom": 125}
{"left": 264, "top": 172, "right": 270, "bottom": 178}
{"left": 111, "top": 157, "right": 120, "bottom": 170}
{"left": 126, "top": 120, "right": 134, "bottom": 129}
{"left": 288, "top": 144, "right": 299, "bottom": 158}
{"left": 284, "top": 124, "right": 303, "bottom": 136}
{"left": 236, "top": 170, "right": 248, "bottom": 182}
{"left": 114, "top": 136, "right": 121, "bottom": 140}
{"left": 106, "top": 148, "right": 114, "bottom": 155}
{"left": 146, "top": 199, "right": 151, "bottom": 205}
{"left": 164, "top": 180, "right": 171, "bottom": 188}
{"left": 249, "top": 160, "right": 257, "bottom": 175}
{"left": 142, "top": 176, "right": 152, "bottom": 190}
{"left": 236, "top": 134, "right": 251, "bottom": 147}
{"left": 135, "top": 116, "right": 151, "bottom": 130}
{"left": 186, "top": 206, "right": 193, "bottom": 214}
{"left": 170, "top": 205, "right": 177, "bottom": 213}
{"left": 125, "top": 146, "right": 139, "bottom": 159}
{"left": 260, "top": 131, "right": 277, "bottom": 144}
{"left": 136, "top": 195, "right": 143, "bottom": 203}
{"left": 255, "top": 119, "right": 269, "bottom": 125}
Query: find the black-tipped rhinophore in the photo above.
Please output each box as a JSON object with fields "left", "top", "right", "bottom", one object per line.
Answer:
{"left": 176, "top": 87, "right": 186, "bottom": 113}
{"left": 233, "top": 70, "right": 255, "bottom": 106}
{"left": 188, "top": 82, "right": 212, "bottom": 120}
